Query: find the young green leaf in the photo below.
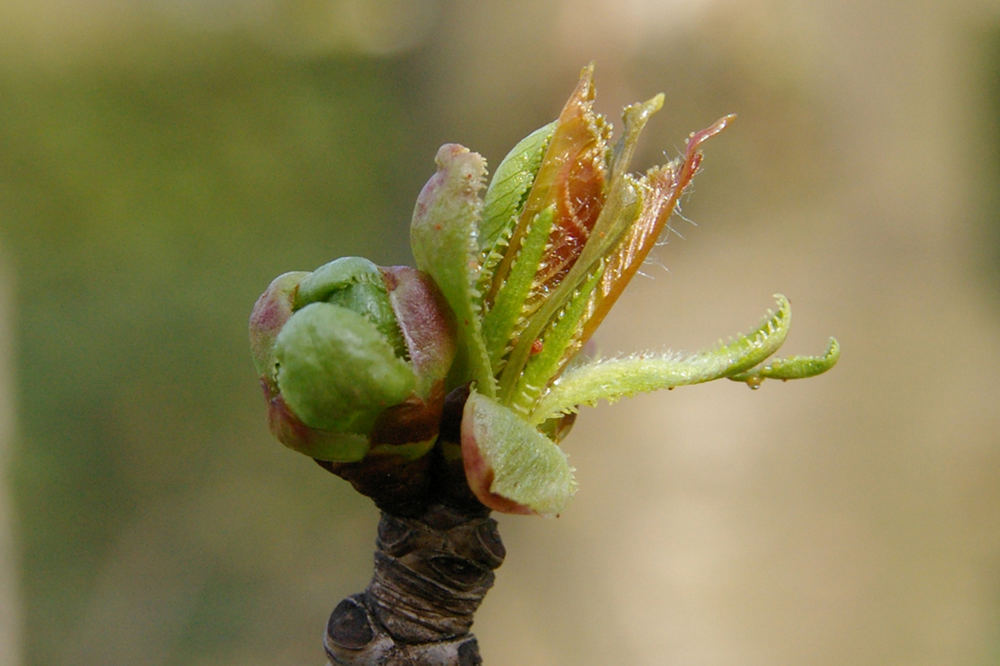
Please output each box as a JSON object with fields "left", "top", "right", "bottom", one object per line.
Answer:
{"left": 411, "top": 144, "right": 495, "bottom": 395}
{"left": 296, "top": 256, "right": 408, "bottom": 358}
{"left": 461, "top": 390, "right": 577, "bottom": 516}
{"left": 480, "top": 120, "right": 556, "bottom": 256}
{"left": 729, "top": 337, "right": 841, "bottom": 387}
{"left": 495, "top": 93, "right": 665, "bottom": 396}
{"left": 485, "top": 64, "right": 610, "bottom": 325}
{"left": 529, "top": 295, "right": 792, "bottom": 423}
{"left": 506, "top": 265, "right": 605, "bottom": 415}
{"left": 482, "top": 205, "right": 556, "bottom": 370}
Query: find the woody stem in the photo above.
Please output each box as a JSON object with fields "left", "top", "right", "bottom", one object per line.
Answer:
{"left": 324, "top": 503, "right": 505, "bottom": 665}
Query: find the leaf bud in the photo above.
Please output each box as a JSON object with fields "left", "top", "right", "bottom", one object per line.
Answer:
{"left": 249, "top": 258, "right": 456, "bottom": 462}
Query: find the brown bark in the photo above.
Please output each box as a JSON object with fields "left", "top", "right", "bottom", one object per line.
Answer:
{"left": 323, "top": 505, "right": 504, "bottom": 665}
{"left": 319, "top": 386, "right": 505, "bottom": 665}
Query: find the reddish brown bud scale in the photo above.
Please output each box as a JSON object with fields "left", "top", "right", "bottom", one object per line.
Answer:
{"left": 486, "top": 66, "right": 610, "bottom": 308}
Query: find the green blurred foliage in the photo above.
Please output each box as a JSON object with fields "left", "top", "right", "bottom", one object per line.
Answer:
{"left": 0, "top": 30, "right": 434, "bottom": 664}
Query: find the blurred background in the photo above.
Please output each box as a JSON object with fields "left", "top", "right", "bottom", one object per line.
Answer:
{"left": 1, "top": 0, "right": 999, "bottom": 664}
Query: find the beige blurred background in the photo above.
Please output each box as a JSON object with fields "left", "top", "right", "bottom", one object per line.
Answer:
{"left": 1, "top": 1, "right": 998, "bottom": 664}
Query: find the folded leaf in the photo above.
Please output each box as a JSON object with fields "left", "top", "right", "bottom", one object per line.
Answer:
{"left": 482, "top": 205, "right": 555, "bottom": 370}
{"left": 296, "top": 256, "right": 408, "bottom": 358}
{"left": 506, "top": 265, "right": 604, "bottom": 414}
{"left": 480, "top": 120, "right": 556, "bottom": 256}
{"left": 411, "top": 144, "right": 495, "bottom": 395}
{"left": 495, "top": 92, "right": 664, "bottom": 397}
{"left": 275, "top": 302, "right": 416, "bottom": 434}
{"left": 461, "top": 390, "right": 577, "bottom": 516}
{"left": 485, "top": 64, "right": 609, "bottom": 312}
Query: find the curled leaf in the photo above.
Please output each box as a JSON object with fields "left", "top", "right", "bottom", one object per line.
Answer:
{"left": 530, "top": 295, "right": 792, "bottom": 423}
{"left": 729, "top": 337, "right": 841, "bottom": 387}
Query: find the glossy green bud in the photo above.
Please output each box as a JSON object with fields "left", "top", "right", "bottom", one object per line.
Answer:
{"left": 275, "top": 301, "right": 416, "bottom": 434}
{"left": 295, "top": 257, "right": 408, "bottom": 358}
{"left": 249, "top": 259, "right": 456, "bottom": 462}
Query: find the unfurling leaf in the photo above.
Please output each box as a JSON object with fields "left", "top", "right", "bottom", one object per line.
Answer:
{"left": 530, "top": 295, "right": 792, "bottom": 423}
{"left": 480, "top": 120, "right": 556, "bottom": 257}
{"left": 411, "top": 144, "right": 495, "bottom": 395}
{"left": 249, "top": 63, "right": 840, "bottom": 518}
{"left": 461, "top": 390, "right": 576, "bottom": 516}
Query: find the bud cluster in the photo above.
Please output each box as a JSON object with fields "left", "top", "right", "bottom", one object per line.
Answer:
{"left": 249, "top": 65, "right": 838, "bottom": 516}
{"left": 250, "top": 257, "right": 456, "bottom": 463}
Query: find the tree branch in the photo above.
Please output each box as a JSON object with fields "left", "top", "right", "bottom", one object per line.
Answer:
{"left": 324, "top": 504, "right": 504, "bottom": 665}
